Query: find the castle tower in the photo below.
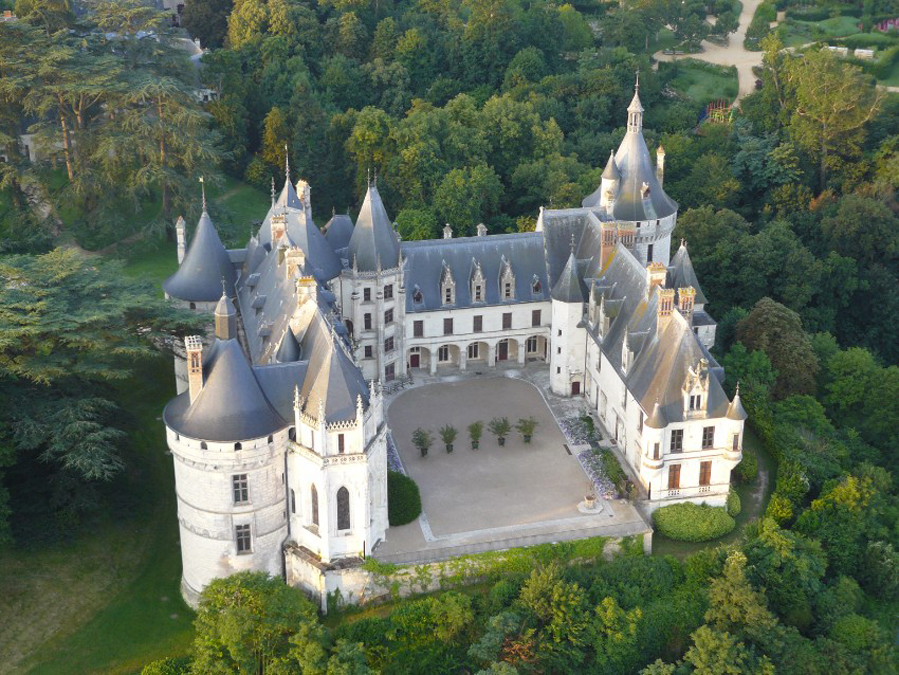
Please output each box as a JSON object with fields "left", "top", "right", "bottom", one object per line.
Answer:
{"left": 550, "top": 247, "right": 587, "bottom": 396}
{"left": 341, "top": 181, "right": 405, "bottom": 383}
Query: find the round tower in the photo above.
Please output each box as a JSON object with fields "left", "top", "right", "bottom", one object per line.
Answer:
{"left": 550, "top": 248, "right": 587, "bottom": 396}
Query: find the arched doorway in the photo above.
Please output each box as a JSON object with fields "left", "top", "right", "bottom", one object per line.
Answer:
{"left": 407, "top": 346, "right": 430, "bottom": 371}
{"left": 496, "top": 339, "right": 518, "bottom": 363}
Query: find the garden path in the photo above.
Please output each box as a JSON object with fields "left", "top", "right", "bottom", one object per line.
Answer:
{"left": 654, "top": 0, "right": 767, "bottom": 102}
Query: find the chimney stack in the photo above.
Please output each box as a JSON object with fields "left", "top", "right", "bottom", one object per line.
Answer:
{"left": 647, "top": 262, "right": 667, "bottom": 291}
{"left": 678, "top": 287, "right": 696, "bottom": 325}
{"left": 656, "top": 145, "right": 665, "bottom": 186}
{"left": 600, "top": 222, "right": 618, "bottom": 270}
{"left": 285, "top": 246, "right": 305, "bottom": 279}
{"left": 175, "top": 216, "right": 187, "bottom": 265}
{"left": 443, "top": 224, "right": 453, "bottom": 239}
{"left": 271, "top": 213, "right": 287, "bottom": 243}
{"left": 658, "top": 288, "right": 675, "bottom": 318}
{"left": 185, "top": 336, "right": 204, "bottom": 403}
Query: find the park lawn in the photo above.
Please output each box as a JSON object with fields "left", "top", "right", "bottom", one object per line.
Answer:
{"left": 661, "top": 59, "right": 739, "bottom": 105}
{"left": 878, "top": 59, "right": 899, "bottom": 86}
{"left": 207, "top": 176, "right": 269, "bottom": 247}
{"left": 779, "top": 16, "right": 865, "bottom": 47}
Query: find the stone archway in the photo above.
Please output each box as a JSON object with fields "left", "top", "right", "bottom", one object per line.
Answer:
{"left": 435, "top": 344, "right": 460, "bottom": 369}
{"left": 523, "top": 335, "right": 547, "bottom": 361}
{"left": 407, "top": 346, "right": 430, "bottom": 371}
{"left": 465, "top": 341, "right": 489, "bottom": 366}
{"left": 496, "top": 338, "right": 518, "bottom": 363}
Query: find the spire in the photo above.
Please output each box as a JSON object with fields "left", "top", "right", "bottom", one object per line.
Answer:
{"left": 646, "top": 399, "right": 667, "bottom": 429}
{"left": 551, "top": 248, "right": 585, "bottom": 303}
{"left": 199, "top": 176, "right": 207, "bottom": 213}
{"left": 284, "top": 144, "right": 290, "bottom": 183}
{"left": 627, "top": 72, "right": 644, "bottom": 133}
{"left": 271, "top": 176, "right": 276, "bottom": 206}
{"left": 602, "top": 150, "right": 621, "bottom": 180}
{"left": 727, "top": 382, "right": 748, "bottom": 421}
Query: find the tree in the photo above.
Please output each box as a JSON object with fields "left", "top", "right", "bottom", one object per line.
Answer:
{"left": 820, "top": 194, "right": 899, "bottom": 270}
{"left": 261, "top": 106, "right": 291, "bottom": 178}
{"left": 181, "top": 0, "right": 233, "bottom": 49}
{"left": 227, "top": 0, "right": 268, "bottom": 48}
{"left": 736, "top": 298, "right": 818, "bottom": 398}
{"left": 783, "top": 49, "right": 882, "bottom": 187}
{"left": 433, "top": 165, "right": 502, "bottom": 235}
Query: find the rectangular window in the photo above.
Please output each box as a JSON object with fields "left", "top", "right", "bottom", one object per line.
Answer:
{"left": 638, "top": 411, "right": 644, "bottom": 433}
{"left": 337, "top": 434, "right": 345, "bottom": 454}
{"left": 363, "top": 288, "right": 371, "bottom": 302}
{"left": 235, "top": 524, "right": 251, "bottom": 553}
{"left": 444, "top": 318, "right": 453, "bottom": 335}
{"left": 671, "top": 429, "right": 683, "bottom": 453}
{"left": 668, "top": 464, "right": 681, "bottom": 490}
{"left": 364, "top": 345, "right": 373, "bottom": 359}
{"left": 503, "top": 312, "right": 512, "bottom": 330}
{"left": 557, "top": 347, "right": 561, "bottom": 354}
{"left": 647, "top": 243, "right": 654, "bottom": 262}
{"left": 385, "top": 363, "right": 395, "bottom": 381}
{"left": 702, "top": 426, "right": 715, "bottom": 449}
{"left": 699, "top": 460, "right": 712, "bottom": 486}
{"left": 653, "top": 442, "right": 660, "bottom": 460}
{"left": 504, "top": 282, "right": 512, "bottom": 299}
{"left": 232, "top": 474, "right": 248, "bottom": 504}
{"left": 474, "top": 284, "right": 483, "bottom": 302}
{"left": 468, "top": 343, "right": 479, "bottom": 359}
{"left": 384, "top": 284, "right": 393, "bottom": 300}
{"left": 438, "top": 346, "right": 450, "bottom": 362}
{"left": 526, "top": 336, "right": 538, "bottom": 353}
{"left": 444, "top": 287, "right": 452, "bottom": 304}
{"left": 532, "top": 309, "right": 541, "bottom": 327}
{"left": 690, "top": 394, "right": 702, "bottom": 410}
{"left": 473, "top": 315, "right": 483, "bottom": 333}
{"left": 384, "top": 309, "right": 393, "bottom": 324}
{"left": 414, "top": 320, "right": 423, "bottom": 337}
{"left": 364, "top": 313, "right": 372, "bottom": 330}
{"left": 384, "top": 337, "right": 394, "bottom": 353}
{"left": 732, "top": 434, "right": 740, "bottom": 452}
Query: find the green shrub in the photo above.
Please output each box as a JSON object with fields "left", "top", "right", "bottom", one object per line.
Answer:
{"left": 745, "top": 1, "right": 777, "bottom": 50}
{"left": 141, "top": 658, "right": 192, "bottom": 675}
{"left": 727, "top": 489, "right": 742, "bottom": 517}
{"left": 652, "top": 503, "right": 736, "bottom": 542}
{"left": 736, "top": 449, "right": 758, "bottom": 483}
{"left": 388, "top": 471, "right": 422, "bottom": 526}
{"left": 600, "top": 448, "right": 627, "bottom": 492}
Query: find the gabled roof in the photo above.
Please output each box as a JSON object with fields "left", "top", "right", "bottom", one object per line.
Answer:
{"left": 323, "top": 214, "right": 354, "bottom": 252}
{"left": 163, "top": 339, "right": 286, "bottom": 441}
{"left": 551, "top": 251, "right": 586, "bottom": 303}
{"left": 162, "top": 211, "right": 237, "bottom": 302}
{"left": 348, "top": 184, "right": 400, "bottom": 271}
{"left": 668, "top": 242, "right": 708, "bottom": 305}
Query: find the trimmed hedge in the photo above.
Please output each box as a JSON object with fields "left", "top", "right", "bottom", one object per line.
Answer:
{"left": 736, "top": 448, "right": 758, "bottom": 483}
{"left": 652, "top": 503, "right": 736, "bottom": 542}
{"left": 387, "top": 471, "right": 422, "bottom": 526}
{"left": 727, "top": 489, "right": 742, "bottom": 518}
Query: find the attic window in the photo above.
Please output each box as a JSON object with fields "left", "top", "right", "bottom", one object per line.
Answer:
{"left": 532, "top": 278, "right": 542, "bottom": 295}
{"left": 641, "top": 182, "right": 651, "bottom": 199}
{"left": 440, "top": 262, "right": 455, "bottom": 306}
{"left": 504, "top": 282, "right": 513, "bottom": 299}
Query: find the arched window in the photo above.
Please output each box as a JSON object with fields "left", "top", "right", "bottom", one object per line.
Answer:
{"left": 311, "top": 484, "right": 319, "bottom": 526}
{"left": 290, "top": 488, "right": 296, "bottom": 514}
{"left": 345, "top": 319, "right": 354, "bottom": 336}
{"left": 412, "top": 286, "right": 423, "bottom": 304}
{"left": 289, "top": 427, "right": 296, "bottom": 441}
{"left": 189, "top": 302, "right": 196, "bottom": 310}
{"left": 234, "top": 442, "right": 242, "bottom": 450}
{"left": 337, "top": 487, "right": 350, "bottom": 531}
{"left": 200, "top": 441, "right": 207, "bottom": 449}
{"left": 267, "top": 435, "right": 273, "bottom": 444}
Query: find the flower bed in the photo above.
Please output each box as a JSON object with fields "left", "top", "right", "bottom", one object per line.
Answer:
{"left": 386, "top": 433, "right": 405, "bottom": 474}
{"left": 577, "top": 448, "right": 618, "bottom": 499}
{"left": 558, "top": 413, "right": 600, "bottom": 446}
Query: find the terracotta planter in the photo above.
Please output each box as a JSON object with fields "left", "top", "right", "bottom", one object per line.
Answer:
{"left": 471, "top": 441, "right": 479, "bottom": 450}
{"left": 446, "top": 444, "right": 453, "bottom": 453}
{"left": 498, "top": 437, "right": 506, "bottom": 446}
{"left": 420, "top": 447, "right": 428, "bottom": 457}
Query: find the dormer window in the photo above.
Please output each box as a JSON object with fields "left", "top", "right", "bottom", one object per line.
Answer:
{"left": 532, "top": 276, "right": 542, "bottom": 295}
{"left": 470, "top": 260, "right": 485, "bottom": 303}
{"left": 500, "top": 257, "right": 515, "bottom": 301}
{"left": 440, "top": 261, "right": 455, "bottom": 306}
{"left": 412, "top": 285, "right": 423, "bottom": 304}
{"left": 683, "top": 358, "right": 710, "bottom": 418}
{"left": 689, "top": 394, "right": 702, "bottom": 410}
{"left": 641, "top": 182, "right": 651, "bottom": 199}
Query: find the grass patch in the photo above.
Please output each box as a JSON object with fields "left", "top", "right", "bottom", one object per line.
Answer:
{"left": 660, "top": 59, "right": 739, "bottom": 105}
{"left": 878, "top": 57, "right": 899, "bottom": 85}
{"left": 778, "top": 16, "right": 867, "bottom": 47}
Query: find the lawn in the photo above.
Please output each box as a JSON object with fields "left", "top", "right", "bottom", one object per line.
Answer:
{"left": 660, "top": 59, "right": 739, "bottom": 105}
{"left": 778, "top": 16, "right": 867, "bottom": 47}
{"left": 879, "top": 58, "right": 899, "bottom": 85}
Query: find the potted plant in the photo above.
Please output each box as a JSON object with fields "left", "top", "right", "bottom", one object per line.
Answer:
{"left": 468, "top": 421, "right": 483, "bottom": 450}
{"left": 439, "top": 424, "right": 457, "bottom": 453}
{"left": 488, "top": 417, "right": 511, "bottom": 446}
{"left": 412, "top": 428, "right": 433, "bottom": 457}
{"left": 516, "top": 417, "right": 538, "bottom": 443}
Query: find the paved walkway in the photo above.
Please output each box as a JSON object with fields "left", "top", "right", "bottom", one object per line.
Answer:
{"left": 373, "top": 369, "right": 651, "bottom": 565}
{"left": 654, "top": 0, "right": 766, "bottom": 102}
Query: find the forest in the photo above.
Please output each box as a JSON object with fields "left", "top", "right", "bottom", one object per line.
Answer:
{"left": 1, "top": 0, "right": 899, "bottom": 673}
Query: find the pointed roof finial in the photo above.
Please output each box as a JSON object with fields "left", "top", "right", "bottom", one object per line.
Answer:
{"left": 284, "top": 144, "right": 290, "bottom": 182}
{"left": 367, "top": 167, "right": 371, "bottom": 187}
{"left": 271, "top": 176, "right": 276, "bottom": 205}
{"left": 199, "top": 176, "right": 206, "bottom": 213}
{"left": 221, "top": 276, "right": 227, "bottom": 297}
{"left": 635, "top": 70, "right": 640, "bottom": 92}
{"left": 373, "top": 166, "right": 378, "bottom": 186}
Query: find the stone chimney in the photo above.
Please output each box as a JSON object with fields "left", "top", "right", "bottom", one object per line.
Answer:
{"left": 477, "top": 223, "right": 488, "bottom": 237}
{"left": 600, "top": 222, "right": 618, "bottom": 270}
{"left": 656, "top": 145, "right": 665, "bottom": 186}
{"left": 647, "top": 262, "right": 667, "bottom": 291}
{"left": 443, "top": 224, "right": 453, "bottom": 239}
{"left": 618, "top": 224, "right": 636, "bottom": 250}
{"left": 175, "top": 216, "right": 187, "bottom": 265}
{"left": 185, "top": 335, "right": 204, "bottom": 403}
{"left": 285, "top": 246, "right": 305, "bottom": 279}
{"left": 270, "top": 213, "right": 287, "bottom": 243}
{"left": 678, "top": 286, "right": 696, "bottom": 325}
{"left": 658, "top": 288, "right": 675, "bottom": 318}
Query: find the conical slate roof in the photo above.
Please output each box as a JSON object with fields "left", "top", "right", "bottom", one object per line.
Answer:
{"left": 276, "top": 329, "right": 301, "bottom": 363}
{"left": 164, "top": 339, "right": 285, "bottom": 441}
{"left": 646, "top": 399, "right": 667, "bottom": 429}
{"left": 286, "top": 210, "right": 342, "bottom": 281}
{"left": 668, "top": 242, "right": 707, "bottom": 305}
{"left": 348, "top": 184, "right": 400, "bottom": 272}
{"left": 276, "top": 175, "right": 302, "bottom": 209}
{"left": 602, "top": 150, "right": 621, "bottom": 180}
{"left": 551, "top": 251, "right": 585, "bottom": 303}
{"left": 727, "top": 384, "right": 748, "bottom": 421}
{"left": 163, "top": 211, "right": 237, "bottom": 303}
{"left": 323, "top": 213, "right": 354, "bottom": 252}
{"left": 215, "top": 291, "right": 236, "bottom": 318}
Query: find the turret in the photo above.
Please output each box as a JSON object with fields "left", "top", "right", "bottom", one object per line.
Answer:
{"left": 600, "top": 151, "right": 620, "bottom": 209}
{"left": 214, "top": 290, "right": 237, "bottom": 341}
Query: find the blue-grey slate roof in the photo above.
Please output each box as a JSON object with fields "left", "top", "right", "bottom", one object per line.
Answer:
{"left": 401, "top": 233, "right": 550, "bottom": 312}
{"left": 162, "top": 211, "right": 237, "bottom": 302}
{"left": 348, "top": 185, "right": 400, "bottom": 272}
{"left": 551, "top": 251, "right": 586, "bottom": 303}
{"left": 324, "top": 214, "right": 354, "bottom": 252}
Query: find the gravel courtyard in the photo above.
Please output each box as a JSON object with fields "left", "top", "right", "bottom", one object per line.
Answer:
{"left": 388, "top": 377, "right": 594, "bottom": 536}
